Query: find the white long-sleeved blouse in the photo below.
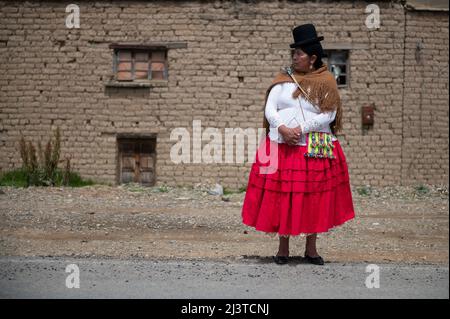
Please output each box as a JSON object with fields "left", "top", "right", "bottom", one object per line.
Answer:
{"left": 265, "top": 82, "right": 337, "bottom": 145}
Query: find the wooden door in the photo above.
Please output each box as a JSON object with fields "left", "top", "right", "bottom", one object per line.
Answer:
{"left": 118, "top": 138, "right": 156, "bottom": 186}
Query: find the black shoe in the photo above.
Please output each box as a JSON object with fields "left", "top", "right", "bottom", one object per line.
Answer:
{"left": 304, "top": 254, "right": 325, "bottom": 265}
{"left": 273, "top": 255, "right": 289, "bottom": 265}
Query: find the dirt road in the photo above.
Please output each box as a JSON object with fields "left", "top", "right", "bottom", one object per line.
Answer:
{"left": 0, "top": 184, "right": 448, "bottom": 265}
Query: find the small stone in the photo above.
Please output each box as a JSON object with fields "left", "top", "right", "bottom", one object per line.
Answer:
{"left": 208, "top": 184, "right": 223, "bottom": 196}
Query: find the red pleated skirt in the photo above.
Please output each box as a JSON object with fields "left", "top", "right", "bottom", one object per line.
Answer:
{"left": 241, "top": 135, "right": 355, "bottom": 237}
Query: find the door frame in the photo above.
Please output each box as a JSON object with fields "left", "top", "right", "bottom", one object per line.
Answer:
{"left": 116, "top": 133, "right": 157, "bottom": 186}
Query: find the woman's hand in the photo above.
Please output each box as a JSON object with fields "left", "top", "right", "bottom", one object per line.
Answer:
{"left": 278, "top": 125, "right": 302, "bottom": 145}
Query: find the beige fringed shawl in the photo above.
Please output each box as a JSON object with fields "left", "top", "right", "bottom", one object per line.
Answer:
{"left": 262, "top": 65, "right": 343, "bottom": 135}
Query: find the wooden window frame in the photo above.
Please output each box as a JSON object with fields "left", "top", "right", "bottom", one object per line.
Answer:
{"left": 106, "top": 43, "right": 187, "bottom": 88}
{"left": 113, "top": 49, "right": 168, "bottom": 82}
{"left": 323, "top": 49, "right": 350, "bottom": 89}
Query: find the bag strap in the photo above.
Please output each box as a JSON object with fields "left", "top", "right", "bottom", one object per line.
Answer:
{"left": 285, "top": 69, "right": 307, "bottom": 123}
{"left": 297, "top": 97, "right": 306, "bottom": 122}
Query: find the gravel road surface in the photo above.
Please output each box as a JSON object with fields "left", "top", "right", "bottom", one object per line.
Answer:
{"left": 0, "top": 256, "right": 448, "bottom": 299}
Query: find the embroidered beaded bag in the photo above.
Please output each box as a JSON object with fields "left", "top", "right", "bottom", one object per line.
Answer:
{"left": 296, "top": 97, "right": 336, "bottom": 159}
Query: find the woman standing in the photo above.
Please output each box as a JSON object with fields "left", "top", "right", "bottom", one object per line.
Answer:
{"left": 241, "top": 24, "right": 355, "bottom": 265}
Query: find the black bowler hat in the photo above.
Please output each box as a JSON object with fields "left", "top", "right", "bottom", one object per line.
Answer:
{"left": 290, "top": 24, "right": 324, "bottom": 48}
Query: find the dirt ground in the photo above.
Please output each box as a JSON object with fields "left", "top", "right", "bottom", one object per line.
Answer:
{"left": 0, "top": 184, "right": 448, "bottom": 265}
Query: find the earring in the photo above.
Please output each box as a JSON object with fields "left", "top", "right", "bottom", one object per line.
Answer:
{"left": 309, "top": 64, "right": 313, "bottom": 70}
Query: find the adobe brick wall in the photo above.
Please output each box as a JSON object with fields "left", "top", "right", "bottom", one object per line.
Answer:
{"left": 401, "top": 10, "right": 449, "bottom": 185}
{"left": 0, "top": 1, "right": 448, "bottom": 189}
